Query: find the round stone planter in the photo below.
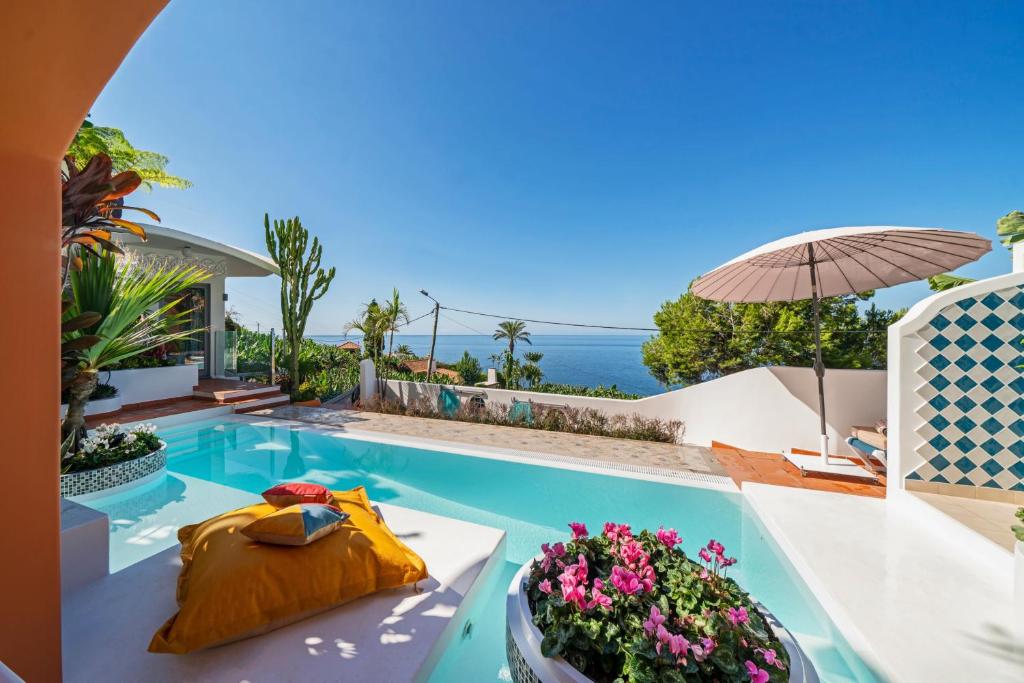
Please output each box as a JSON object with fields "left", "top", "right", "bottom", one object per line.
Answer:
{"left": 59, "top": 393, "right": 123, "bottom": 419}
{"left": 60, "top": 447, "right": 166, "bottom": 498}
{"left": 506, "top": 557, "right": 819, "bottom": 683}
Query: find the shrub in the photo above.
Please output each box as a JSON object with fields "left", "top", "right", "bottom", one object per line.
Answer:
{"left": 63, "top": 423, "right": 164, "bottom": 474}
{"left": 525, "top": 523, "right": 789, "bottom": 682}
{"left": 363, "top": 396, "right": 682, "bottom": 444}
{"left": 530, "top": 383, "right": 643, "bottom": 400}
{"left": 1013, "top": 508, "right": 1024, "bottom": 542}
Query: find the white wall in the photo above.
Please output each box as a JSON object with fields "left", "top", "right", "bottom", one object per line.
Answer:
{"left": 383, "top": 366, "right": 886, "bottom": 455}
{"left": 107, "top": 365, "right": 199, "bottom": 405}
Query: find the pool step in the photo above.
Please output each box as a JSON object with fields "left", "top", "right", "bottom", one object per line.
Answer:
{"left": 232, "top": 394, "right": 291, "bottom": 413}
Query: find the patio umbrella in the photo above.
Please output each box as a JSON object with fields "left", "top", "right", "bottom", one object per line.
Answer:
{"left": 690, "top": 226, "right": 991, "bottom": 465}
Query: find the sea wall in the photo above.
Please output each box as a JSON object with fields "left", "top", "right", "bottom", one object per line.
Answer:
{"left": 382, "top": 366, "right": 886, "bottom": 455}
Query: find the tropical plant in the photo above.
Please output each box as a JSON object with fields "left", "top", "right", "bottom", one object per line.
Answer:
{"left": 642, "top": 289, "right": 903, "bottom": 386}
{"left": 927, "top": 273, "right": 977, "bottom": 292}
{"left": 996, "top": 210, "right": 1024, "bottom": 249}
{"left": 63, "top": 423, "right": 164, "bottom": 474}
{"left": 265, "top": 214, "right": 336, "bottom": 400}
{"left": 491, "top": 349, "right": 523, "bottom": 390}
{"left": 522, "top": 350, "right": 545, "bottom": 388}
{"left": 452, "top": 351, "right": 484, "bottom": 385}
{"left": 61, "top": 153, "right": 157, "bottom": 286}
{"left": 68, "top": 120, "right": 192, "bottom": 190}
{"left": 494, "top": 319, "right": 532, "bottom": 356}
{"left": 381, "top": 289, "right": 410, "bottom": 358}
{"left": 346, "top": 300, "right": 386, "bottom": 358}
{"left": 61, "top": 250, "right": 209, "bottom": 444}
{"left": 524, "top": 525, "right": 788, "bottom": 682}
{"left": 1013, "top": 508, "right": 1024, "bottom": 543}
{"left": 394, "top": 344, "right": 416, "bottom": 360}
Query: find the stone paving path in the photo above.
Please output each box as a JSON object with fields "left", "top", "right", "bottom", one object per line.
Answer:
{"left": 250, "top": 405, "right": 729, "bottom": 477}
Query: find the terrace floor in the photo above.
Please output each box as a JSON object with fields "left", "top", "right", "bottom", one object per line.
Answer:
{"left": 912, "top": 491, "right": 1020, "bottom": 551}
{"left": 712, "top": 442, "right": 886, "bottom": 498}
{"left": 247, "top": 405, "right": 730, "bottom": 480}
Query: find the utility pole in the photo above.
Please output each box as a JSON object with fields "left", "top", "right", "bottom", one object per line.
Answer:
{"left": 421, "top": 290, "right": 440, "bottom": 384}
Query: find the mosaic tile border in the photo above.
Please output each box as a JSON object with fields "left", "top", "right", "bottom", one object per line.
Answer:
{"left": 505, "top": 625, "right": 543, "bottom": 683}
{"left": 60, "top": 448, "right": 166, "bottom": 497}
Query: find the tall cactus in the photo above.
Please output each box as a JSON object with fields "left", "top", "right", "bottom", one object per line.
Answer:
{"left": 264, "top": 214, "right": 336, "bottom": 399}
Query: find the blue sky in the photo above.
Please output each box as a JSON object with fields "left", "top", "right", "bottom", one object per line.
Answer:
{"left": 90, "top": 1, "right": 1024, "bottom": 335}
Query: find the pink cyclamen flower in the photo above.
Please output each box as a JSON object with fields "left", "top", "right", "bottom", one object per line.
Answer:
{"left": 559, "top": 572, "right": 586, "bottom": 609}
{"left": 757, "top": 647, "right": 785, "bottom": 670}
{"left": 610, "top": 565, "right": 643, "bottom": 595}
{"left": 538, "top": 579, "right": 553, "bottom": 594}
{"left": 700, "top": 568, "right": 709, "bottom": 580}
{"left": 701, "top": 637, "right": 716, "bottom": 656}
{"left": 568, "top": 521, "right": 588, "bottom": 539}
{"left": 721, "top": 556, "right": 738, "bottom": 568}
{"left": 643, "top": 605, "right": 666, "bottom": 636}
{"left": 745, "top": 660, "right": 770, "bottom": 683}
{"left": 667, "top": 633, "right": 690, "bottom": 657}
{"left": 540, "top": 541, "right": 566, "bottom": 572}
{"left": 619, "top": 540, "right": 646, "bottom": 567}
{"left": 727, "top": 606, "right": 750, "bottom": 626}
{"left": 698, "top": 547, "right": 712, "bottom": 563}
{"left": 707, "top": 539, "right": 725, "bottom": 556}
{"left": 656, "top": 526, "right": 682, "bottom": 548}
{"left": 586, "top": 585, "right": 612, "bottom": 610}
{"left": 637, "top": 563, "right": 656, "bottom": 593}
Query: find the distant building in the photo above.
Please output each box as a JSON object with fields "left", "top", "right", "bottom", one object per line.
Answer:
{"left": 337, "top": 340, "right": 361, "bottom": 352}
{"left": 399, "top": 359, "right": 461, "bottom": 383}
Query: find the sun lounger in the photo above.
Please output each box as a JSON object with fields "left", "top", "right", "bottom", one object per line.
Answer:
{"left": 846, "top": 424, "right": 887, "bottom": 475}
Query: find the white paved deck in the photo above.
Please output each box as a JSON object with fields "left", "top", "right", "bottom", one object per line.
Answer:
{"left": 745, "top": 484, "right": 1024, "bottom": 683}
{"left": 62, "top": 502, "right": 505, "bottom": 682}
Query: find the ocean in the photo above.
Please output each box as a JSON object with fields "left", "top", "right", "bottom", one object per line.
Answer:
{"left": 308, "top": 334, "right": 664, "bottom": 396}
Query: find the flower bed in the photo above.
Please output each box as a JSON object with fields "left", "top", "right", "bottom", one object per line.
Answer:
{"left": 510, "top": 522, "right": 814, "bottom": 683}
{"left": 61, "top": 423, "right": 166, "bottom": 497}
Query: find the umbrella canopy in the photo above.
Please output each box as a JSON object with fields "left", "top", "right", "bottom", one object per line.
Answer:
{"left": 690, "top": 226, "right": 991, "bottom": 467}
{"left": 691, "top": 226, "right": 991, "bottom": 303}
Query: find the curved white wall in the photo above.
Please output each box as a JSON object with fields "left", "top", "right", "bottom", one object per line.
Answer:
{"left": 384, "top": 366, "right": 885, "bottom": 455}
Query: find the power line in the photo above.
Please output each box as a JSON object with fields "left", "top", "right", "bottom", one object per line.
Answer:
{"left": 432, "top": 302, "right": 894, "bottom": 337}
{"left": 439, "top": 305, "right": 660, "bottom": 332}
{"left": 439, "top": 311, "right": 489, "bottom": 336}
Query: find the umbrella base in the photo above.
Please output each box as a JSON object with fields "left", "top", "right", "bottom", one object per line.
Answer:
{"left": 782, "top": 451, "right": 877, "bottom": 481}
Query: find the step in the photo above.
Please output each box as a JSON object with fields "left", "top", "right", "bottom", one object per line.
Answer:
{"left": 232, "top": 394, "right": 291, "bottom": 414}
{"left": 193, "top": 384, "right": 283, "bottom": 403}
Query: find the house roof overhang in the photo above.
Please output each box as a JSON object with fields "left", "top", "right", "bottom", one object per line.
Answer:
{"left": 120, "top": 223, "right": 279, "bottom": 277}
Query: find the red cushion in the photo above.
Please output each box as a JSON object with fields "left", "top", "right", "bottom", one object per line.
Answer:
{"left": 261, "top": 482, "right": 332, "bottom": 508}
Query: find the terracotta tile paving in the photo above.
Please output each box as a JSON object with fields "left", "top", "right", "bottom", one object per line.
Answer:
{"left": 711, "top": 441, "right": 886, "bottom": 498}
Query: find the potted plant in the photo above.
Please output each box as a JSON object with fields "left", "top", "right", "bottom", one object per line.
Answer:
{"left": 60, "top": 423, "right": 166, "bottom": 497}
{"left": 506, "top": 522, "right": 817, "bottom": 683}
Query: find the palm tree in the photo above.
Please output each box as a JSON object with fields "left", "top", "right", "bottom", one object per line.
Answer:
{"left": 394, "top": 344, "right": 415, "bottom": 359}
{"left": 380, "top": 288, "right": 410, "bottom": 358}
{"left": 61, "top": 250, "right": 209, "bottom": 444}
{"left": 493, "top": 319, "right": 531, "bottom": 356}
{"left": 522, "top": 350, "right": 544, "bottom": 388}
{"left": 344, "top": 299, "right": 385, "bottom": 359}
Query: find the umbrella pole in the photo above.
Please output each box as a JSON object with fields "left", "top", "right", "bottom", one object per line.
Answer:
{"left": 807, "top": 243, "right": 830, "bottom": 465}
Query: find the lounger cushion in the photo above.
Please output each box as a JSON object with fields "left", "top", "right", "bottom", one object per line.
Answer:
{"left": 261, "top": 482, "right": 332, "bottom": 507}
{"left": 149, "top": 486, "right": 428, "bottom": 654}
{"left": 242, "top": 503, "right": 348, "bottom": 546}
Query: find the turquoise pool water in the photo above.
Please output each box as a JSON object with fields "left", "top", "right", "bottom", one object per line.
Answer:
{"left": 84, "top": 418, "right": 878, "bottom": 682}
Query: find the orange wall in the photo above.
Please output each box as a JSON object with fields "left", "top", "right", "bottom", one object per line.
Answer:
{"left": 0, "top": 2, "right": 167, "bottom": 680}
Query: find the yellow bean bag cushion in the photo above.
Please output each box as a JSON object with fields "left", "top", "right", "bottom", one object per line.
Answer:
{"left": 149, "top": 486, "right": 428, "bottom": 654}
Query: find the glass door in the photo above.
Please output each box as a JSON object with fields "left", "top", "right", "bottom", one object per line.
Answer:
{"left": 162, "top": 285, "right": 210, "bottom": 378}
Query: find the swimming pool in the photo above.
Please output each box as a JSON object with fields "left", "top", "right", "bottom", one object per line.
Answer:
{"left": 83, "top": 417, "right": 877, "bottom": 682}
